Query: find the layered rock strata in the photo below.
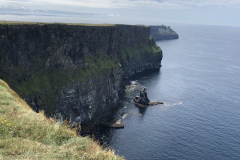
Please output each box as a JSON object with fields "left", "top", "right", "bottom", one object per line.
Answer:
{"left": 0, "top": 23, "right": 162, "bottom": 124}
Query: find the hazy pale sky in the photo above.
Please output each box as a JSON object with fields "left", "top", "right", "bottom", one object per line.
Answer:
{"left": 0, "top": 0, "right": 240, "bottom": 26}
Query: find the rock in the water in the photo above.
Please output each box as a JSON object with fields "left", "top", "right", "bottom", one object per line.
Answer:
{"left": 133, "top": 100, "right": 164, "bottom": 107}
{"left": 133, "top": 87, "right": 164, "bottom": 107}
{"left": 133, "top": 87, "right": 150, "bottom": 105}
{"left": 110, "top": 120, "right": 124, "bottom": 128}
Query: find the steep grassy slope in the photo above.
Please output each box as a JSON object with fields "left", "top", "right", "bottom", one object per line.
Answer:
{"left": 0, "top": 79, "right": 123, "bottom": 160}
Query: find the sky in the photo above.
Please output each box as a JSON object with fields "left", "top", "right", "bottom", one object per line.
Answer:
{"left": 0, "top": 0, "right": 240, "bottom": 26}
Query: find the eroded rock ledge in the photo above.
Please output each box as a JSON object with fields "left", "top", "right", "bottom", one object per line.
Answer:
{"left": 0, "top": 23, "right": 162, "bottom": 124}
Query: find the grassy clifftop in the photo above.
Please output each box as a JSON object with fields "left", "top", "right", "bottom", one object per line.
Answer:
{"left": 0, "top": 79, "right": 123, "bottom": 160}
{"left": 0, "top": 21, "right": 115, "bottom": 26}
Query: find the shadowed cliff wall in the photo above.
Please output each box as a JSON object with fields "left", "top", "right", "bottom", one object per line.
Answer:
{"left": 0, "top": 23, "right": 162, "bottom": 123}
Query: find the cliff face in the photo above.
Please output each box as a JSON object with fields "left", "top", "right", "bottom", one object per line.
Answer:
{"left": 150, "top": 25, "right": 179, "bottom": 41}
{"left": 0, "top": 24, "right": 162, "bottom": 123}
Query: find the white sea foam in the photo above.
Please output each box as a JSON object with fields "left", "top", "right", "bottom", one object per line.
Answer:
{"left": 164, "top": 101, "right": 183, "bottom": 107}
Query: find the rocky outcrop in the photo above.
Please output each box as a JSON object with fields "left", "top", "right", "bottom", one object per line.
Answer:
{"left": 150, "top": 25, "right": 179, "bottom": 41}
{"left": 133, "top": 88, "right": 150, "bottom": 105}
{"left": 133, "top": 88, "right": 164, "bottom": 107}
{"left": 0, "top": 23, "right": 162, "bottom": 124}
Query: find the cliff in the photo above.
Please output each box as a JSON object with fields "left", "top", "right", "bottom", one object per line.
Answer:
{"left": 150, "top": 25, "right": 179, "bottom": 41}
{"left": 0, "top": 23, "right": 162, "bottom": 124}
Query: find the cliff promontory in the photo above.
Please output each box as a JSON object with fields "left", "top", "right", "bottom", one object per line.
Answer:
{"left": 150, "top": 25, "right": 179, "bottom": 41}
{"left": 0, "top": 23, "right": 162, "bottom": 124}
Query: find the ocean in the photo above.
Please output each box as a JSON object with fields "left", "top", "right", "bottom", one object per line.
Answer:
{"left": 97, "top": 24, "right": 240, "bottom": 160}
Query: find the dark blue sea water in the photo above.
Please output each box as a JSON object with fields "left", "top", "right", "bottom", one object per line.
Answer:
{"left": 99, "top": 24, "right": 240, "bottom": 160}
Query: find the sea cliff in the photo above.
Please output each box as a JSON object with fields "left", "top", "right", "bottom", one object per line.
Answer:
{"left": 0, "top": 23, "right": 162, "bottom": 124}
{"left": 150, "top": 25, "right": 179, "bottom": 41}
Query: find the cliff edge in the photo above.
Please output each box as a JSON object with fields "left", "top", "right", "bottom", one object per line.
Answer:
{"left": 0, "top": 79, "right": 123, "bottom": 159}
{"left": 0, "top": 23, "right": 162, "bottom": 124}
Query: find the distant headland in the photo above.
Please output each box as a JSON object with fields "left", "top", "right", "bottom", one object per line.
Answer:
{"left": 150, "top": 25, "right": 179, "bottom": 41}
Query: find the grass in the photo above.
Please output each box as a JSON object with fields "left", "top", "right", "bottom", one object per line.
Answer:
{"left": 0, "top": 21, "right": 115, "bottom": 26}
{"left": 152, "top": 45, "right": 162, "bottom": 54}
{"left": 121, "top": 42, "right": 162, "bottom": 60}
{"left": 0, "top": 79, "right": 124, "bottom": 160}
{"left": 85, "top": 54, "right": 121, "bottom": 72}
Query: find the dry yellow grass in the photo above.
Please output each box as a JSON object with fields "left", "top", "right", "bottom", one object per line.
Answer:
{"left": 0, "top": 79, "right": 124, "bottom": 160}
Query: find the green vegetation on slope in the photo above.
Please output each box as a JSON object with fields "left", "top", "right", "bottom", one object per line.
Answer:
{"left": 0, "top": 79, "right": 124, "bottom": 160}
{"left": 8, "top": 55, "right": 121, "bottom": 115}
{"left": 13, "top": 55, "right": 120, "bottom": 97}
{"left": 121, "top": 42, "right": 161, "bottom": 60}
